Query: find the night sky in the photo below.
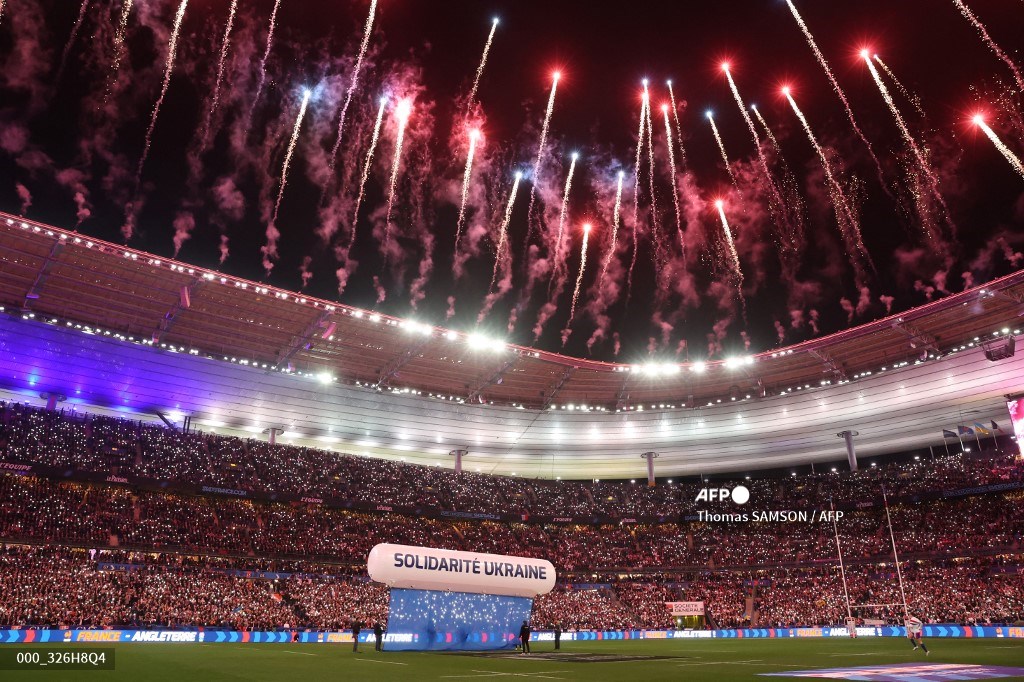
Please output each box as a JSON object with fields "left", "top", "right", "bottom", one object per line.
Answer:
{"left": 1, "top": 0, "right": 1023, "bottom": 365}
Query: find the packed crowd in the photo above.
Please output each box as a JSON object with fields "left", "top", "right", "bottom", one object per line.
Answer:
{"left": 2, "top": 402, "right": 1021, "bottom": 519}
{"left": 2, "top": 545, "right": 1020, "bottom": 630}
{"left": 1, "top": 474, "right": 1021, "bottom": 571}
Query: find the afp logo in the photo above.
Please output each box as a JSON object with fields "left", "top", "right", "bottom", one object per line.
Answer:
{"left": 695, "top": 485, "right": 750, "bottom": 505}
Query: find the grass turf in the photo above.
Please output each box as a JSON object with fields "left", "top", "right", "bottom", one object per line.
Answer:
{"left": 3, "top": 638, "right": 1023, "bottom": 680}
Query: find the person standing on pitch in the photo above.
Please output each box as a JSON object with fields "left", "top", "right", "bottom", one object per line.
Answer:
{"left": 906, "top": 616, "right": 929, "bottom": 655}
{"left": 373, "top": 622, "right": 384, "bottom": 652}
{"left": 519, "top": 621, "right": 531, "bottom": 654}
{"left": 351, "top": 619, "right": 362, "bottom": 653}
{"left": 554, "top": 623, "right": 561, "bottom": 650}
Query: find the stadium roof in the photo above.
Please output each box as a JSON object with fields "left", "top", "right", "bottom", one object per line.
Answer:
{"left": 1, "top": 212, "right": 1023, "bottom": 478}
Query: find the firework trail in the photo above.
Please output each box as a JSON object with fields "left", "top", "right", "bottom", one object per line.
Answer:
{"left": 661, "top": 104, "right": 684, "bottom": 248}
{"left": 643, "top": 87, "right": 660, "bottom": 258}
{"left": 751, "top": 104, "right": 781, "bottom": 153}
{"left": 873, "top": 55, "right": 925, "bottom": 118}
{"left": 706, "top": 112, "right": 737, "bottom": 186}
{"left": 863, "top": 54, "right": 954, "bottom": 225}
{"left": 599, "top": 171, "right": 625, "bottom": 288}
{"left": 974, "top": 114, "right": 1024, "bottom": 180}
{"left": 266, "top": 87, "right": 309, "bottom": 236}
{"left": 627, "top": 82, "right": 649, "bottom": 303}
{"left": 952, "top": 0, "right": 1024, "bottom": 92}
{"left": 250, "top": 0, "right": 282, "bottom": 117}
{"left": 784, "top": 0, "right": 888, "bottom": 187}
{"left": 483, "top": 172, "right": 523, "bottom": 312}
{"left": 666, "top": 80, "right": 688, "bottom": 166}
{"left": 784, "top": 88, "right": 869, "bottom": 266}
{"left": 551, "top": 152, "right": 579, "bottom": 285}
{"left": 199, "top": 0, "right": 238, "bottom": 148}
{"left": 103, "top": 0, "right": 135, "bottom": 100}
{"left": 0, "top": 1, "right": 5, "bottom": 25}
{"left": 564, "top": 223, "right": 592, "bottom": 333}
{"left": 715, "top": 200, "right": 744, "bottom": 294}
{"left": 526, "top": 72, "right": 560, "bottom": 236}
{"left": 382, "top": 98, "right": 413, "bottom": 259}
{"left": 328, "top": 0, "right": 377, "bottom": 168}
{"left": 467, "top": 17, "right": 499, "bottom": 114}
{"left": 454, "top": 128, "right": 481, "bottom": 253}
{"left": 137, "top": 0, "right": 189, "bottom": 183}
{"left": 350, "top": 95, "right": 388, "bottom": 248}
{"left": 57, "top": 0, "right": 90, "bottom": 83}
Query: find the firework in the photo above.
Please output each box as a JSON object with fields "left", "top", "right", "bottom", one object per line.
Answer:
{"left": 661, "top": 104, "right": 683, "bottom": 248}
{"left": 350, "top": 96, "right": 389, "bottom": 248}
{"left": 565, "top": 223, "right": 592, "bottom": 330}
{"left": 751, "top": 104, "right": 781, "bottom": 153}
{"left": 783, "top": 88, "right": 868, "bottom": 264}
{"left": 784, "top": 0, "right": 888, "bottom": 186}
{"left": 270, "top": 88, "right": 312, "bottom": 230}
{"left": 328, "top": 0, "right": 378, "bottom": 168}
{"left": 952, "top": 0, "right": 1024, "bottom": 92}
{"left": 489, "top": 172, "right": 523, "bottom": 294}
{"left": 137, "top": 0, "right": 189, "bottom": 182}
{"left": 57, "top": 0, "right": 91, "bottom": 82}
{"left": 382, "top": 98, "right": 413, "bottom": 258}
{"left": 599, "top": 171, "right": 625, "bottom": 288}
{"left": 706, "top": 111, "right": 737, "bottom": 186}
{"left": 551, "top": 152, "right": 579, "bottom": 285}
{"left": 250, "top": 0, "right": 282, "bottom": 115}
{"left": 467, "top": 17, "right": 499, "bottom": 114}
{"left": 454, "top": 128, "right": 481, "bottom": 253}
{"left": 199, "top": 0, "right": 238, "bottom": 148}
{"left": 666, "top": 80, "right": 688, "bottom": 165}
{"left": 644, "top": 84, "right": 660, "bottom": 253}
{"left": 873, "top": 55, "right": 925, "bottom": 118}
{"left": 863, "top": 52, "right": 953, "bottom": 221}
{"left": 974, "top": 114, "right": 1024, "bottom": 180}
{"left": 526, "top": 72, "right": 560, "bottom": 234}
{"left": 114, "top": 0, "right": 133, "bottom": 45}
{"left": 715, "top": 200, "right": 744, "bottom": 292}
{"left": 627, "top": 81, "right": 648, "bottom": 304}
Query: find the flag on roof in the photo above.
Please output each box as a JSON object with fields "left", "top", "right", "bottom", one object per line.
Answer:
{"left": 958, "top": 425, "right": 974, "bottom": 436}
{"left": 973, "top": 422, "right": 990, "bottom": 435}
{"left": 941, "top": 429, "right": 958, "bottom": 439}
{"left": 991, "top": 420, "right": 1001, "bottom": 431}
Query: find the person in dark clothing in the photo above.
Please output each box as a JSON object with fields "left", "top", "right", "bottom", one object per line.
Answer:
{"left": 373, "top": 622, "right": 384, "bottom": 652}
{"left": 351, "top": 619, "right": 361, "bottom": 653}
{"left": 554, "top": 623, "right": 561, "bottom": 650}
{"left": 519, "top": 621, "right": 531, "bottom": 654}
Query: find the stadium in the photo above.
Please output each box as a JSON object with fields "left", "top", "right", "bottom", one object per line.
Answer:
{"left": 1, "top": 0, "right": 1024, "bottom": 680}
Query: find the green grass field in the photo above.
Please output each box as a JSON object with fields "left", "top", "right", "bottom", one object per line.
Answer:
{"left": 3, "top": 638, "right": 1024, "bottom": 681}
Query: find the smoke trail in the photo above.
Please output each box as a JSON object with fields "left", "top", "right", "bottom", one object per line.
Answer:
{"left": 454, "top": 128, "right": 480, "bottom": 253}
{"left": 951, "top": 0, "right": 1024, "bottom": 92}
{"left": 263, "top": 87, "right": 312, "bottom": 275}
{"left": 57, "top": 0, "right": 91, "bottom": 83}
{"left": 467, "top": 18, "right": 499, "bottom": 113}
{"left": 599, "top": 171, "right": 625, "bottom": 288}
{"left": 864, "top": 56, "right": 955, "bottom": 228}
{"left": 137, "top": 0, "right": 189, "bottom": 183}
{"left": 15, "top": 183, "right": 31, "bottom": 215}
{"left": 561, "top": 223, "right": 592, "bottom": 343}
{"left": 328, "top": 0, "right": 377, "bottom": 168}
{"left": 874, "top": 55, "right": 925, "bottom": 118}
{"left": 707, "top": 112, "right": 737, "bottom": 186}
{"left": 661, "top": 104, "right": 684, "bottom": 249}
{"left": 350, "top": 95, "right": 388, "bottom": 249}
{"left": 550, "top": 152, "right": 579, "bottom": 286}
{"left": 666, "top": 80, "right": 688, "bottom": 166}
{"left": 479, "top": 172, "right": 523, "bottom": 322}
{"left": 199, "top": 0, "right": 238, "bottom": 148}
{"left": 382, "top": 98, "right": 413, "bottom": 259}
{"left": 784, "top": 0, "right": 889, "bottom": 188}
{"left": 525, "top": 73, "right": 560, "bottom": 237}
{"left": 250, "top": 0, "right": 282, "bottom": 116}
